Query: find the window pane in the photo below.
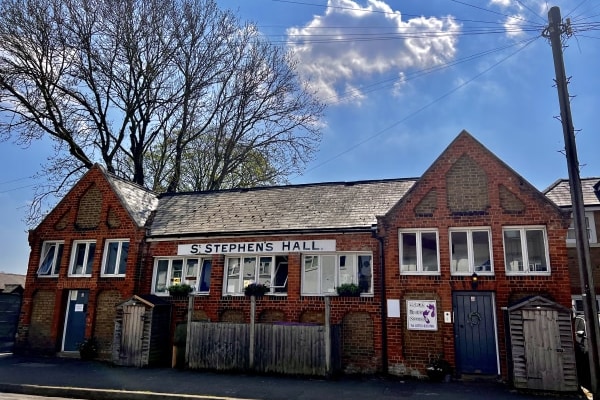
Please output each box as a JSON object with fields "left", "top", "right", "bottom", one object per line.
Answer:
{"left": 401, "top": 233, "right": 417, "bottom": 271}
{"left": 504, "top": 230, "right": 523, "bottom": 272}
{"left": 199, "top": 260, "right": 212, "bottom": 292}
{"left": 303, "top": 256, "right": 319, "bottom": 293}
{"left": 38, "top": 243, "right": 56, "bottom": 275}
{"left": 451, "top": 232, "right": 469, "bottom": 273}
{"left": 273, "top": 256, "right": 288, "bottom": 293}
{"left": 73, "top": 243, "right": 87, "bottom": 275}
{"left": 421, "top": 232, "right": 438, "bottom": 272}
{"left": 85, "top": 243, "right": 95, "bottom": 275}
{"left": 118, "top": 242, "right": 128, "bottom": 275}
{"left": 321, "top": 255, "right": 336, "bottom": 294}
{"left": 186, "top": 259, "right": 198, "bottom": 278}
{"left": 55, "top": 244, "right": 63, "bottom": 275}
{"left": 358, "top": 255, "right": 372, "bottom": 293}
{"left": 473, "top": 231, "right": 491, "bottom": 272}
{"left": 258, "top": 257, "right": 272, "bottom": 286}
{"left": 105, "top": 242, "right": 119, "bottom": 275}
{"left": 339, "top": 255, "right": 355, "bottom": 285}
{"left": 226, "top": 258, "right": 240, "bottom": 293}
{"left": 526, "top": 229, "right": 547, "bottom": 272}
{"left": 171, "top": 259, "right": 183, "bottom": 285}
{"left": 155, "top": 260, "right": 169, "bottom": 293}
{"left": 243, "top": 257, "right": 257, "bottom": 288}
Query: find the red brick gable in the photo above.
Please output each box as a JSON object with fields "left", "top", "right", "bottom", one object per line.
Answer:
{"left": 382, "top": 130, "right": 567, "bottom": 225}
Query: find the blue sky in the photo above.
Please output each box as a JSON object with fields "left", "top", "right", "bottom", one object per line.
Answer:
{"left": 1, "top": 0, "right": 599, "bottom": 275}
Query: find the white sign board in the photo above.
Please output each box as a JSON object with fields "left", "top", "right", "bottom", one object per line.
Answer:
{"left": 387, "top": 299, "right": 400, "bottom": 318}
{"left": 178, "top": 240, "right": 336, "bottom": 255}
{"left": 406, "top": 300, "right": 438, "bottom": 331}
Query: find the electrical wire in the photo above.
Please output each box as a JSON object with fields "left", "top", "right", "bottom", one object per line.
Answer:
{"left": 295, "top": 35, "right": 541, "bottom": 177}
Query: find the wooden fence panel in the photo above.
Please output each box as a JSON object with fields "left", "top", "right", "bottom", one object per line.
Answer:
{"left": 188, "top": 322, "right": 249, "bottom": 370}
{"left": 187, "top": 322, "right": 340, "bottom": 376}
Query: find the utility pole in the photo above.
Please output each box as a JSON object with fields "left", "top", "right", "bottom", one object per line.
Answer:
{"left": 544, "top": 6, "right": 600, "bottom": 393}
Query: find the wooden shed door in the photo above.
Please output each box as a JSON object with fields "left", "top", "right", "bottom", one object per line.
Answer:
{"left": 522, "top": 309, "right": 564, "bottom": 391}
{"left": 120, "top": 304, "right": 145, "bottom": 367}
{"left": 453, "top": 291, "right": 499, "bottom": 375}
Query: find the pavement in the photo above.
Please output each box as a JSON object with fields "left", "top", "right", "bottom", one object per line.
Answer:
{"left": 0, "top": 353, "right": 590, "bottom": 400}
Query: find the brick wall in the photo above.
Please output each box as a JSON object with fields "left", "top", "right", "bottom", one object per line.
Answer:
{"left": 381, "top": 133, "right": 571, "bottom": 378}
{"left": 146, "top": 232, "right": 385, "bottom": 373}
{"left": 17, "top": 166, "right": 147, "bottom": 355}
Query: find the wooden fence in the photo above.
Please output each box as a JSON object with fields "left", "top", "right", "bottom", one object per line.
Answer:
{"left": 186, "top": 321, "right": 341, "bottom": 375}
{"left": 185, "top": 296, "right": 341, "bottom": 376}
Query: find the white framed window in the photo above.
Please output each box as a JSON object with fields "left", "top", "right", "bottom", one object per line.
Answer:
{"left": 450, "top": 228, "right": 493, "bottom": 275}
{"left": 399, "top": 229, "right": 439, "bottom": 274}
{"left": 572, "top": 295, "right": 600, "bottom": 316}
{"left": 152, "top": 257, "right": 212, "bottom": 295}
{"left": 37, "top": 241, "right": 64, "bottom": 277}
{"left": 101, "top": 239, "right": 129, "bottom": 277}
{"left": 69, "top": 240, "right": 96, "bottom": 277}
{"left": 224, "top": 255, "right": 288, "bottom": 295}
{"left": 567, "top": 212, "right": 597, "bottom": 244}
{"left": 301, "top": 253, "right": 372, "bottom": 296}
{"left": 503, "top": 226, "right": 550, "bottom": 275}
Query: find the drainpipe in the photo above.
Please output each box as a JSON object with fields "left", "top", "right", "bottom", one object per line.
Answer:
{"left": 372, "top": 224, "right": 388, "bottom": 375}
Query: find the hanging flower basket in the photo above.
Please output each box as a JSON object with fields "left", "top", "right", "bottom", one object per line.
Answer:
{"left": 244, "top": 282, "right": 269, "bottom": 297}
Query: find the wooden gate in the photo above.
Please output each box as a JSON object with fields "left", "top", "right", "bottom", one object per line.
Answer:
{"left": 118, "top": 304, "right": 145, "bottom": 366}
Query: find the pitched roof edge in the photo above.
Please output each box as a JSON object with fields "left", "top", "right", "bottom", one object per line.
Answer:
{"left": 156, "top": 177, "right": 419, "bottom": 199}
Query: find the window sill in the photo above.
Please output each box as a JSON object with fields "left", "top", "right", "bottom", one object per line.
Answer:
{"left": 68, "top": 275, "right": 92, "bottom": 278}
{"left": 400, "top": 272, "right": 441, "bottom": 276}
{"left": 505, "top": 272, "right": 551, "bottom": 277}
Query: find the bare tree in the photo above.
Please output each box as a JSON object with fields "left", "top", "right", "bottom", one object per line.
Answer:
{"left": 0, "top": 0, "right": 324, "bottom": 224}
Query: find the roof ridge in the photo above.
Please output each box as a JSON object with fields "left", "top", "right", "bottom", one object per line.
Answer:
{"left": 157, "top": 177, "right": 420, "bottom": 198}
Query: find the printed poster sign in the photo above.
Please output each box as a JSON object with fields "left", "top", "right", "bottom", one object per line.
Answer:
{"left": 406, "top": 300, "right": 438, "bottom": 331}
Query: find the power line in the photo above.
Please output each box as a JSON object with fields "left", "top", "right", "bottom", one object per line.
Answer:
{"left": 325, "top": 37, "right": 539, "bottom": 106}
{"left": 296, "top": 35, "right": 540, "bottom": 177}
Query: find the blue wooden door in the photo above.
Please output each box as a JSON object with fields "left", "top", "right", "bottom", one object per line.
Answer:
{"left": 63, "top": 290, "right": 89, "bottom": 351}
{"left": 453, "top": 291, "right": 499, "bottom": 375}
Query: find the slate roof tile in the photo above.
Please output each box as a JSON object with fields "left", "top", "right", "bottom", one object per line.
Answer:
{"left": 543, "top": 178, "right": 600, "bottom": 207}
{"left": 149, "top": 179, "right": 416, "bottom": 237}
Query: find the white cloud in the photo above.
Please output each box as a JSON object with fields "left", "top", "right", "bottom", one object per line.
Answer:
{"left": 286, "top": 0, "right": 460, "bottom": 105}
{"left": 489, "top": 0, "right": 512, "bottom": 8}
{"left": 503, "top": 14, "right": 526, "bottom": 37}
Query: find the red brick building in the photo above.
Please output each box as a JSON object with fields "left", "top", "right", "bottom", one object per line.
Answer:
{"left": 16, "top": 130, "right": 575, "bottom": 381}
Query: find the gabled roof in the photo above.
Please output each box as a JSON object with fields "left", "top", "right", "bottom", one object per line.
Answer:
{"left": 543, "top": 178, "right": 600, "bottom": 207}
{"left": 149, "top": 179, "right": 416, "bottom": 238}
{"left": 99, "top": 166, "right": 159, "bottom": 227}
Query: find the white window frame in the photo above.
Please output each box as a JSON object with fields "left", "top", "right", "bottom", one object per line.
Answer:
{"left": 101, "top": 239, "right": 129, "bottom": 277}
{"left": 503, "top": 226, "right": 551, "bottom": 276}
{"left": 399, "top": 229, "right": 440, "bottom": 275}
{"left": 572, "top": 295, "right": 600, "bottom": 316}
{"left": 37, "top": 240, "right": 64, "bottom": 277}
{"left": 223, "top": 255, "right": 288, "bottom": 296}
{"left": 68, "top": 240, "right": 96, "bottom": 277}
{"left": 152, "top": 257, "right": 212, "bottom": 296}
{"left": 301, "top": 253, "right": 373, "bottom": 296}
{"left": 567, "top": 211, "right": 597, "bottom": 245}
{"left": 449, "top": 227, "right": 493, "bottom": 276}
